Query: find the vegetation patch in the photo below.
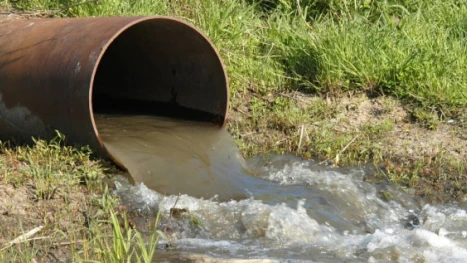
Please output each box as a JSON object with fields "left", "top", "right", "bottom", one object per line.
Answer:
{"left": 1, "top": 0, "right": 467, "bottom": 260}
{"left": 0, "top": 133, "right": 167, "bottom": 262}
{"left": 1, "top": 0, "right": 466, "bottom": 209}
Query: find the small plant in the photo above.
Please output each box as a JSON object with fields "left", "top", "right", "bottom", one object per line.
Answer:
{"left": 412, "top": 107, "right": 441, "bottom": 130}
{"left": 9, "top": 131, "right": 107, "bottom": 200}
{"left": 88, "top": 209, "right": 167, "bottom": 263}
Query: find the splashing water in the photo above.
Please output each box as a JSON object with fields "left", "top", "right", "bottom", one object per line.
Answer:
{"left": 96, "top": 114, "right": 467, "bottom": 262}
{"left": 114, "top": 157, "right": 467, "bottom": 262}
{"left": 95, "top": 114, "right": 266, "bottom": 201}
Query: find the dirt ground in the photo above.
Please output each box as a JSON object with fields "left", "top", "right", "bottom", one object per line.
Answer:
{"left": 0, "top": 5, "right": 56, "bottom": 21}
{"left": 0, "top": 182, "right": 93, "bottom": 261}
{"left": 228, "top": 90, "right": 467, "bottom": 203}
{"left": 0, "top": 6, "right": 76, "bottom": 261}
{"left": 1, "top": 4, "right": 466, "bottom": 261}
{"left": 316, "top": 93, "right": 467, "bottom": 162}
{"left": 2, "top": 3, "right": 465, "bottom": 194}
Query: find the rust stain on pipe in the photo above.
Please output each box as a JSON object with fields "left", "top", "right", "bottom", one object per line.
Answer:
{"left": 0, "top": 16, "right": 228, "bottom": 167}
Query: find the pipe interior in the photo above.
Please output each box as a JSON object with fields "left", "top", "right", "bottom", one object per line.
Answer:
{"left": 92, "top": 19, "right": 227, "bottom": 124}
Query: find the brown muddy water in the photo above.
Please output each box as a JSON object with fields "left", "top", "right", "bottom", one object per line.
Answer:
{"left": 95, "top": 114, "right": 467, "bottom": 262}
{"left": 95, "top": 113, "right": 260, "bottom": 201}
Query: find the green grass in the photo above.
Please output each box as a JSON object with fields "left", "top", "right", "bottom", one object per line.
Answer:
{"left": 7, "top": 0, "right": 467, "bottom": 112}
{"left": 7, "top": 0, "right": 467, "bottom": 117}
{"left": 0, "top": 131, "right": 106, "bottom": 197}
{"left": 77, "top": 207, "right": 167, "bottom": 263}
{"left": 3, "top": 0, "right": 465, "bottom": 182}
{"left": 5, "top": 0, "right": 467, "bottom": 205}
{"left": 0, "top": 133, "right": 166, "bottom": 262}
{"left": 1, "top": 0, "right": 467, "bottom": 259}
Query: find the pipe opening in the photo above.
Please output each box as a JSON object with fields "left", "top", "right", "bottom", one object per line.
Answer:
{"left": 92, "top": 18, "right": 228, "bottom": 124}
{"left": 0, "top": 17, "right": 246, "bottom": 199}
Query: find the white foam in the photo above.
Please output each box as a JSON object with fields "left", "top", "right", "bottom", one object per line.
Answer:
{"left": 265, "top": 201, "right": 321, "bottom": 243}
{"left": 113, "top": 157, "right": 467, "bottom": 262}
{"left": 114, "top": 177, "right": 162, "bottom": 208}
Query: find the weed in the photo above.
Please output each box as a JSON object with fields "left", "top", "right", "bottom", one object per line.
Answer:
{"left": 76, "top": 206, "right": 167, "bottom": 263}
{"left": 1, "top": 1, "right": 467, "bottom": 258}
{"left": 5, "top": 0, "right": 467, "bottom": 114}
{"left": 0, "top": 131, "right": 165, "bottom": 262}
{"left": 412, "top": 107, "right": 441, "bottom": 130}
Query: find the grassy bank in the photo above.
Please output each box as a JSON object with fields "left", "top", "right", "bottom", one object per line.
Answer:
{"left": 2, "top": 0, "right": 466, "bottom": 207}
{"left": 4, "top": 0, "right": 467, "bottom": 106}
{"left": 5, "top": 0, "right": 466, "bottom": 149}
{"left": 0, "top": 134, "right": 167, "bottom": 262}
{"left": 7, "top": 0, "right": 467, "bottom": 109}
{"left": 10, "top": 0, "right": 464, "bottom": 156}
{"left": 1, "top": 0, "right": 467, "bottom": 260}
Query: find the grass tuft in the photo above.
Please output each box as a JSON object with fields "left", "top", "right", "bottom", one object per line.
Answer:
{"left": 6, "top": 0, "right": 467, "bottom": 116}
{"left": 1, "top": 131, "right": 106, "bottom": 199}
{"left": 1, "top": 0, "right": 467, "bottom": 251}
{"left": 0, "top": 132, "right": 167, "bottom": 262}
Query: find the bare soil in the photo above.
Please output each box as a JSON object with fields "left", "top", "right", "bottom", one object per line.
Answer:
{"left": 1, "top": 4, "right": 466, "bottom": 261}
{"left": 0, "top": 5, "right": 56, "bottom": 21}
{"left": 228, "top": 91, "right": 467, "bottom": 203}
{"left": 0, "top": 180, "right": 100, "bottom": 261}
{"left": 311, "top": 93, "right": 467, "bottom": 163}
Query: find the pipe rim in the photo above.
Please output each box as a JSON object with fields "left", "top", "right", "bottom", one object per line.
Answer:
{"left": 88, "top": 16, "right": 229, "bottom": 168}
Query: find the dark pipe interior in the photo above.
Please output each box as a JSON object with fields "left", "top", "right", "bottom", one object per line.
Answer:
{"left": 92, "top": 19, "right": 227, "bottom": 124}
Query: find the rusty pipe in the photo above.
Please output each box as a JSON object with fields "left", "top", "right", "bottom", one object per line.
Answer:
{"left": 0, "top": 16, "right": 228, "bottom": 166}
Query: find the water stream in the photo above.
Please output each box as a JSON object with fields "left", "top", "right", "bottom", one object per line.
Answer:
{"left": 95, "top": 114, "right": 467, "bottom": 262}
